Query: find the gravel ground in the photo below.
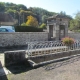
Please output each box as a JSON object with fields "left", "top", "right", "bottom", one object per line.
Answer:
{"left": 4, "top": 55, "right": 80, "bottom": 80}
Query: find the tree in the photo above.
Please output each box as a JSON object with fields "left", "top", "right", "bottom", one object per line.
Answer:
{"left": 26, "top": 15, "right": 38, "bottom": 27}
{"left": 42, "top": 15, "right": 48, "bottom": 23}
{"left": 75, "top": 11, "right": 80, "bottom": 21}
{"left": 69, "top": 19, "right": 76, "bottom": 30}
{"left": 59, "top": 11, "right": 66, "bottom": 15}
{"left": 40, "top": 23, "right": 46, "bottom": 29}
{"left": 59, "top": 11, "right": 72, "bottom": 20}
{"left": 69, "top": 11, "right": 80, "bottom": 30}
{"left": 69, "top": 19, "right": 80, "bottom": 30}
{"left": 6, "top": 9, "right": 16, "bottom": 17}
{"left": 29, "top": 7, "right": 57, "bottom": 24}
{"left": 0, "top": 2, "right": 5, "bottom": 12}
{"left": 17, "top": 4, "right": 27, "bottom": 11}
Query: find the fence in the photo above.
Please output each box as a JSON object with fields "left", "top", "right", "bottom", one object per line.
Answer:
{"left": 26, "top": 40, "right": 80, "bottom": 57}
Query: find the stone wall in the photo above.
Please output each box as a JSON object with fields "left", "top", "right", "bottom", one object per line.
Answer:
{"left": 4, "top": 50, "right": 26, "bottom": 66}
{"left": 68, "top": 33, "right": 80, "bottom": 40}
{"left": 30, "top": 49, "right": 80, "bottom": 63}
{"left": 0, "top": 32, "right": 48, "bottom": 47}
{"left": 28, "top": 49, "right": 80, "bottom": 67}
{"left": 4, "top": 49, "right": 80, "bottom": 67}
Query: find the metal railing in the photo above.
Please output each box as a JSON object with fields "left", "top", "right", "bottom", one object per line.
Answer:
{"left": 26, "top": 40, "right": 80, "bottom": 56}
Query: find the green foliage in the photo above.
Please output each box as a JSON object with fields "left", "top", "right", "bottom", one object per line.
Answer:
{"left": 30, "top": 7, "right": 56, "bottom": 16}
{"left": 40, "top": 23, "right": 46, "bottom": 29}
{"left": 75, "top": 12, "right": 80, "bottom": 21}
{"left": 17, "top": 4, "right": 27, "bottom": 11}
{"left": 6, "top": 9, "right": 16, "bottom": 17}
{"left": 0, "top": 2, "right": 72, "bottom": 26}
{"left": 15, "top": 26, "right": 43, "bottom": 32}
{"left": 73, "top": 30, "right": 80, "bottom": 32}
{"left": 0, "top": 2, "right": 5, "bottom": 12}
{"left": 21, "top": 23, "right": 27, "bottom": 26}
{"left": 59, "top": 11, "right": 66, "bottom": 15}
{"left": 59, "top": 11, "right": 72, "bottom": 20}
{"left": 69, "top": 11, "right": 80, "bottom": 31}
{"left": 69, "top": 19, "right": 77, "bottom": 30}
{"left": 42, "top": 15, "right": 48, "bottom": 23}
{"left": 30, "top": 7, "right": 57, "bottom": 23}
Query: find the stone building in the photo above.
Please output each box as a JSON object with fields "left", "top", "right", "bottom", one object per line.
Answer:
{"left": 47, "top": 14, "right": 70, "bottom": 40}
{"left": 0, "top": 12, "right": 17, "bottom": 26}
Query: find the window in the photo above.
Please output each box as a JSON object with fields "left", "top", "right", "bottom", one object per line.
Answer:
{"left": 0, "top": 28, "right": 8, "bottom": 32}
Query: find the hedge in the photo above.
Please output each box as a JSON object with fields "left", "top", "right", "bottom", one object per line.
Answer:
{"left": 15, "top": 26, "right": 43, "bottom": 32}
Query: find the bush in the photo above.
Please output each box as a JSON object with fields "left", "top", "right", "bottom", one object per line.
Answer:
{"left": 62, "top": 37, "right": 75, "bottom": 46}
{"left": 40, "top": 23, "right": 46, "bottom": 29}
{"left": 21, "top": 23, "right": 27, "bottom": 26}
{"left": 15, "top": 26, "right": 43, "bottom": 32}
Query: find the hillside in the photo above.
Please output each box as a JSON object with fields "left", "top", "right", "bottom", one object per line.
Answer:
{"left": 0, "top": 2, "right": 71, "bottom": 26}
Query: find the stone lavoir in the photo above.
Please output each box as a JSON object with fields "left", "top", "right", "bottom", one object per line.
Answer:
{"left": 0, "top": 14, "right": 70, "bottom": 48}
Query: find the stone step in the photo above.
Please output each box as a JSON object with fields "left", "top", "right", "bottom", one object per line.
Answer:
{"left": 0, "top": 67, "right": 11, "bottom": 76}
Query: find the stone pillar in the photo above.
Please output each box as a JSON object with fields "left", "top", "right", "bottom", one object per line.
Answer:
{"left": 47, "top": 24, "right": 54, "bottom": 40}
{"left": 53, "top": 23, "right": 56, "bottom": 40}
{"left": 47, "top": 24, "right": 49, "bottom": 33}
{"left": 55, "top": 24, "right": 60, "bottom": 40}
{"left": 47, "top": 24, "right": 50, "bottom": 40}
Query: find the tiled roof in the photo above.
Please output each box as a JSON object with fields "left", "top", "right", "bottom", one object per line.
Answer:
{"left": 0, "top": 12, "right": 14, "bottom": 22}
{"left": 47, "top": 14, "right": 70, "bottom": 20}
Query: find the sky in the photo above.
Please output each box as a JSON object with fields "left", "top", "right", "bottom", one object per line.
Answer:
{"left": 0, "top": 0, "right": 80, "bottom": 17}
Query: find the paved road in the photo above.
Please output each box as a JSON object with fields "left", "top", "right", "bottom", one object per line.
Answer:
{"left": 5, "top": 55, "right": 80, "bottom": 80}
{"left": 1, "top": 49, "right": 80, "bottom": 80}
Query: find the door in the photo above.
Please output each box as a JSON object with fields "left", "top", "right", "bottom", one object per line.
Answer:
{"left": 49, "top": 25, "right": 53, "bottom": 40}
{"left": 59, "top": 25, "right": 65, "bottom": 40}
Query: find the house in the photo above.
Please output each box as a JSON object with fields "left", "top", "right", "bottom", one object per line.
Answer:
{"left": 0, "top": 12, "right": 17, "bottom": 26}
{"left": 47, "top": 14, "right": 70, "bottom": 40}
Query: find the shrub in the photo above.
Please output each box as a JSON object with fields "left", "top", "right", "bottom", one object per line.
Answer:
{"left": 15, "top": 26, "right": 43, "bottom": 32}
{"left": 21, "top": 23, "right": 27, "bottom": 26}
{"left": 62, "top": 37, "right": 75, "bottom": 46}
{"left": 40, "top": 23, "right": 46, "bottom": 29}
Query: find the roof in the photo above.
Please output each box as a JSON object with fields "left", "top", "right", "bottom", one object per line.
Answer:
{"left": 0, "top": 12, "right": 14, "bottom": 22}
{"left": 47, "top": 14, "right": 71, "bottom": 20}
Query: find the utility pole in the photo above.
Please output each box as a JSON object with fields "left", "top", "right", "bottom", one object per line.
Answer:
{"left": 19, "top": 13, "right": 20, "bottom": 25}
{"left": 23, "top": 13, "right": 25, "bottom": 23}
{"left": 17, "top": 11, "right": 20, "bottom": 26}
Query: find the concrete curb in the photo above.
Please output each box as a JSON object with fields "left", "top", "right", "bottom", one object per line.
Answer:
{"left": 28, "top": 53, "right": 80, "bottom": 68}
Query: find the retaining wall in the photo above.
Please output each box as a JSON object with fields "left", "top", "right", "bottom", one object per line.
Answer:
{"left": 4, "top": 50, "right": 26, "bottom": 66}
{"left": 4, "top": 49, "right": 80, "bottom": 66}
{"left": 0, "top": 32, "right": 48, "bottom": 47}
{"left": 30, "top": 49, "right": 80, "bottom": 63}
{"left": 68, "top": 33, "right": 80, "bottom": 40}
